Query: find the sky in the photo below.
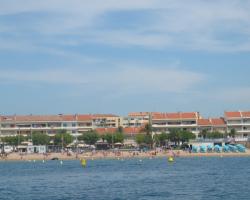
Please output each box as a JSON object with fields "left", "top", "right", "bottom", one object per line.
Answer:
{"left": 0, "top": 0, "right": 250, "bottom": 117}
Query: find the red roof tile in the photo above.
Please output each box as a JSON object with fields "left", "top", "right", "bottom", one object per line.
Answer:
{"left": 61, "top": 115, "right": 76, "bottom": 121}
{"left": 92, "top": 114, "right": 118, "bottom": 118}
{"left": 95, "top": 128, "right": 117, "bottom": 135}
{"left": 224, "top": 111, "right": 241, "bottom": 118}
{"left": 124, "top": 127, "right": 142, "bottom": 135}
{"left": 241, "top": 112, "right": 250, "bottom": 118}
{"left": 15, "top": 115, "right": 63, "bottom": 122}
{"left": 210, "top": 118, "right": 226, "bottom": 126}
{"left": 152, "top": 112, "right": 198, "bottom": 120}
{"left": 198, "top": 119, "right": 211, "bottom": 126}
{"left": 77, "top": 114, "right": 92, "bottom": 121}
{"left": 128, "top": 112, "right": 150, "bottom": 117}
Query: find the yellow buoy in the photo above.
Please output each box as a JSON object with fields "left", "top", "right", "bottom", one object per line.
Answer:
{"left": 168, "top": 156, "right": 174, "bottom": 162}
{"left": 81, "top": 159, "right": 87, "bottom": 168}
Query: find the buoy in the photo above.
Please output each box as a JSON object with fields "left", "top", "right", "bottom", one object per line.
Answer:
{"left": 42, "top": 160, "right": 45, "bottom": 163}
{"left": 81, "top": 159, "right": 87, "bottom": 168}
{"left": 33, "top": 160, "right": 36, "bottom": 163}
{"left": 139, "top": 159, "right": 142, "bottom": 162}
{"left": 60, "top": 160, "right": 63, "bottom": 165}
{"left": 168, "top": 156, "right": 174, "bottom": 162}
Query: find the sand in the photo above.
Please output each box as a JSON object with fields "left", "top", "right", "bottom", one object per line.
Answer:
{"left": 1, "top": 150, "right": 250, "bottom": 161}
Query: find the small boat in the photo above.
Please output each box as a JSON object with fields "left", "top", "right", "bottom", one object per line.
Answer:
{"left": 51, "top": 157, "right": 59, "bottom": 160}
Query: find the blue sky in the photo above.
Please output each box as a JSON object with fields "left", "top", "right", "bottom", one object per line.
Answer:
{"left": 0, "top": 0, "right": 250, "bottom": 117}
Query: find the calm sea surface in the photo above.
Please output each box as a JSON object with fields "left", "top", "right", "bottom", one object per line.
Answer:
{"left": 0, "top": 157, "right": 250, "bottom": 200}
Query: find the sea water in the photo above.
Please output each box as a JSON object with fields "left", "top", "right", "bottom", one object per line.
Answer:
{"left": 0, "top": 157, "right": 250, "bottom": 200}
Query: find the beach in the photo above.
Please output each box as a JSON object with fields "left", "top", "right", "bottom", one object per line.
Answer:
{"left": 1, "top": 150, "right": 250, "bottom": 161}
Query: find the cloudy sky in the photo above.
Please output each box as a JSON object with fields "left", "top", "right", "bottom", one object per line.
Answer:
{"left": 0, "top": 0, "right": 250, "bottom": 117}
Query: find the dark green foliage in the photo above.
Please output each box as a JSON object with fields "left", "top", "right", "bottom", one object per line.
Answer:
{"left": 154, "top": 132, "right": 168, "bottom": 146}
{"left": 1, "top": 135, "right": 26, "bottom": 146}
{"left": 104, "top": 132, "right": 125, "bottom": 144}
{"left": 32, "top": 132, "right": 50, "bottom": 145}
{"left": 135, "top": 134, "right": 153, "bottom": 146}
{"left": 78, "top": 131, "right": 99, "bottom": 145}
{"left": 54, "top": 130, "right": 73, "bottom": 147}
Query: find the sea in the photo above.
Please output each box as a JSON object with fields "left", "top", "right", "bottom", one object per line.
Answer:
{"left": 0, "top": 157, "right": 250, "bottom": 200}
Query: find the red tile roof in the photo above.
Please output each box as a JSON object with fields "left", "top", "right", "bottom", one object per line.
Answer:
{"left": 198, "top": 119, "right": 211, "bottom": 126}
{"left": 15, "top": 115, "right": 63, "bottom": 122}
{"left": 210, "top": 118, "right": 226, "bottom": 126}
{"left": 152, "top": 112, "right": 198, "bottom": 120}
{"left": 95, "top": 128, "right": 117, "bottom": 135}
{"left": 92, "top": 114, "right": 118, "bottom": 118}
{"left": 124, "top": 127, "right": 142, "bottom": 135}
{"left": 241, "top": 112, "right": 250, "bottom": 118}
{"left": 77, "top": 115, "right": 92, "bottom": 121}
{"left": 224, "top": 111, "right": 241, "bottom": 118}
{"left": 128, "top": 112, "right": 150, "bottom": 117}
{"left": 61, "top": 115, "right": 76, "bottom": 121}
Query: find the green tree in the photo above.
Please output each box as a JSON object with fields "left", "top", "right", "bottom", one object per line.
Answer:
{"left": 207, "top": 131, "right": 224, "bottom": 139}
{"left": 114, "top": 132, "right": 124, "bottom": 143}
{"left": 168, "top": 128, "right": 181, "bottom": 145}
{"left": 78, "top": 131, "right": 99, "bottom": 145}
{"left": 104, "top": 133, "right": 113, "bottom": 144}
{"left": 32, "top": 132, "right": 50, "bottom": 145}
{"left": 135, "top": 133, "right": 153, "bottom": 147}
{"left": 2, "top": 135, "right": 26, "bottom": 146}
{"left": 54, "top": 130, "right": 73, "bottom": 147}
{"left": 135, "top": 134, "right": 145, "bottom": 145}
{"left": 200, "top": 129, "right": 208, "bottom": 139}
{"left": 104, "top": 132, "right": 125, "bottom": 145}
{"left": 229, "top": 128, "right": 236, "bottom": 138}
{"left": 179, "top": 130, "right": 196, "bottom": 143}
{"left": 154, "top": 132, "right": 168, "bottom": 146}
{"left": 117, "top": 126, "right": 123, "bottom": 133}
{"left": 143, "top": 123, "right": 152, "bottom": 134}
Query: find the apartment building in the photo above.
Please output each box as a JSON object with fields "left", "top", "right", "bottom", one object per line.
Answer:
{"left": 197, "top": 118, "right": 227, "bottom": 135}
{"left": 151, "top": 112, "right": 200, "bottom": 135}
{"left": 92, "top": 114, "right": 121, "bottom": 128}
{"left": 0, "top": 114, "right": 105, "bottom": 137}
{"left": 0, "top": 111, "right": 250, "bottom": 140}
{"left": 224, "top": 111, "right": 250, "bottom": 138}
{"left": 122, "top": 112, "right": 150, "bottom": 127}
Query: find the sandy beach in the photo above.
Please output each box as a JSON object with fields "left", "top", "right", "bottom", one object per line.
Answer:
{"left": 1, "top": 150, "right": 250, "bottom": 161}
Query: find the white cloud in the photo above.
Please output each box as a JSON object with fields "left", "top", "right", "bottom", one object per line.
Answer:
{"left": 0, "top": 0, "right": 250, "bottom": 52}
{"left": 0, "top": 66, "right": 205, "bottom": 94}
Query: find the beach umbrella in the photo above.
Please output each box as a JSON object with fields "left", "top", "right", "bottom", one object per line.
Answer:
{"left": 199, "top": 145, "right": 207, "bottom": 153}
{"left": 214, "top": 145, "right": 222, "bottom": 153}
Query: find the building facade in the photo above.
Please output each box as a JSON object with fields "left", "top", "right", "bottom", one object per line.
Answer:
{"left": 0, "top": 111, "right": 250, "bottom": 140}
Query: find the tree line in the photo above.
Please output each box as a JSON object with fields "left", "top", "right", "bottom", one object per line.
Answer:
{"left": 0, "top": 126, "right": 234, "bottom": 148}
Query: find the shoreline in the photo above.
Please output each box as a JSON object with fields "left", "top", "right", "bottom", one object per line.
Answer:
{"left": 1, "top": 150, "right": 250, "bottom": 161}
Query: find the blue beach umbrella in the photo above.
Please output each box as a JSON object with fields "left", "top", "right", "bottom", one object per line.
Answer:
{"left": 207, "top": 144, "right": 213, "bottom": 152}
{"left": 236, "top": 144, "right": 246, "bottom": 152}
{"left": 214, "top": 145, "right": 222, "bottom": 153}
{"left": 200, "top": 145, "right": 207, "bottom": 153}
{"left": 192, "top": 146, "right": 198, "bottom": 153}
{"left": 223, "top": 145, "right": 230, "bottom": 152}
